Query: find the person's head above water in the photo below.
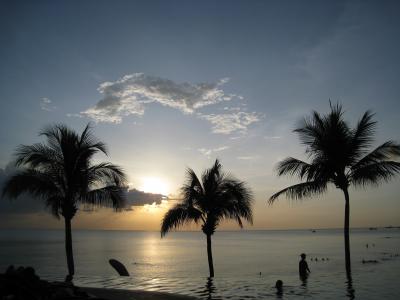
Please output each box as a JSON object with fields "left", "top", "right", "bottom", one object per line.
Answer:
{"left": 300, "top": 253, "right": 306, "bottom": 259}
{"left": 275, "top": 280, "right": 283, "bottom": 289}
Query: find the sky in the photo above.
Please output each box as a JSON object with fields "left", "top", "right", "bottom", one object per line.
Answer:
{"left": 0, "top": 0, "right": 399, "bottom": 231}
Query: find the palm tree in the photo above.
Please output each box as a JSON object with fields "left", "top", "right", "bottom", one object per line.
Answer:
{"left": 269, "top": 103, "right": 400, "bottom": 277}
{"left": 161, "top": 159, "right": 253, "bottom": 277}
{"left": 2, "top": 124, "right": 127, "bottom": 280}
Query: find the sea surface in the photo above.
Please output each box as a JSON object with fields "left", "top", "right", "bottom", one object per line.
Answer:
{"left": 0, "top": 228, "right": 399, "bottom": 299}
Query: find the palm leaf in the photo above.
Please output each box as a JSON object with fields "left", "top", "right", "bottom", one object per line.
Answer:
{"left": 350, "top": 110, "right": 376, "bottom": 159}
{"left": 218, "top": 179, "right": 253, "bottom": 225}
{"left": 80, "top": 185, "right": 126, "bottom": 211}
{"left": 351, "top": 161, "right": 400, "bottom": 187}
{"left": 161, "top": 204, "right": 202, "bottom": 237}
{"left": 181, "top": 167, "right": 204, "bottom": 207}
{"left": 14, "top": 143, "right": 61, "bottom": 169}
{"left": 351, "top": 141, "right": 400, "bottom": 170}
{"left": 87, "top": 163, "right": 126, "bottom": 186}
{"left": 276, "top": 157, "right": 312, "bottom": 179}
{"left": 269, "top": 181, "right": 327, "bottom": 203}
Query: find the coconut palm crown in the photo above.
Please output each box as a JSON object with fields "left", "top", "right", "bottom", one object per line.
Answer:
{"left": 161, "top": 159, "right": 253, "bottom": 277}
{"left": 2, "top": 124, "right": 127, "bottom": 279}
{"left": 269, "top": 103, "right": 400, "bottom": 277}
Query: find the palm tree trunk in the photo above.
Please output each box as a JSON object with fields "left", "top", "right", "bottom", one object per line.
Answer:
{"left": 343, "top": 188, "right": 351, "bottom": 278}
{"left": 206, "top": 234, "right": 215, "bottom": 277}
{"left": 64, "top": 217, "right": 75, "bottom": 279}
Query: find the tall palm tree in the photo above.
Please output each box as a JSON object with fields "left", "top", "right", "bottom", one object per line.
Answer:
{"left": 161, "top": 159, "right": 253, "bottom": 277}
{"left": 269, "top": 103, "right": 400, "bottom": 277}
{"left": 2, "top": 124, "right": 127, "bottom": 280}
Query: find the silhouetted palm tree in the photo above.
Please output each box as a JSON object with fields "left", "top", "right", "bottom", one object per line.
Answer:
{"left": 269, "top": 103, "right": 400, "bottom": 277}
{"left": 161, "top": 159, "right": 253, "bottom": 277}
{"left": 2, "top": 124, "right": 127, "bottom": 280}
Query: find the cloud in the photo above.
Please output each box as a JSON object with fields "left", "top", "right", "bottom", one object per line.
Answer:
{"left": 223, "top": 106, "right": 242, "bottom": 112}
{"left": 124, "top": 188, "right": 166, "bottom": 207}
{"left": 77, "top": 73, "right": 261, "bottom": 134}
{"left": 198, "top": 146, "right": 229, "bottom": 157}
{"left": 81, "top": 73, "right": 235, "bottom": 123}
{"left": 237, "top": 156, "right": 259, "bottom": 160}
{"left": 40, "top": 98, "right": 55, "bottom": 111}
{"left": 198, "top": 112, "right": 261, "bottom": 134}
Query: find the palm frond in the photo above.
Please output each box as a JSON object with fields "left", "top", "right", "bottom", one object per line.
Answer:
{"left": 269, "top": 181, "right": 327, "bottom": 204}
{"left": 44, "top": 195, "right": 63, "bottom": 219}
{"left": 201, "top": 159, "right": 222, "bottom": 197}
{"left": 14, "top": 143, "right": 61, "bottom": 169}
{"left": 181, "top": 167, "right": 204, "bottom": 206}
{"left": 351, "top": 141, "right": 400, "bottom": 170}
{"left": 294, "top": 114, "right": 324, "bottom": 149}
{"left": 2, "top": 170, "right": 61, "bottom": 200}
{"left": 161, "top": 204, "right": 202, "bottom": 237}
{"left": 276, "top": 157, "right": 312, "bottom": 179}
{"left": 80, "top": 185, "right": 126, "bottom": 211}
{"left": 78, "top": 123, "right": 108, "bottom": 157}
{"left": 350, "top": 110, "right": 376, "bottom": 159}
{"left": 351, "top": 161, "right": 400, "bottom": 187}
{"left": 87, "top": 163, "right": 127, "bottom": 187}
{"left": 218, "top": 179, "right": 254, "bottom": 225}
{"left": 39, "top": 124, "right": 64, "bottom": 152}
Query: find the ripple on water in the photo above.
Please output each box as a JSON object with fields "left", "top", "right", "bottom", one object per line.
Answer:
{"left": 72, "top": 267, "right": 400, "bottom": 300}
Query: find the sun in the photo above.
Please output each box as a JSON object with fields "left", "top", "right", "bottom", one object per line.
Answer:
{"left": 139, "top": 177, "right": 169, "bottom": 195}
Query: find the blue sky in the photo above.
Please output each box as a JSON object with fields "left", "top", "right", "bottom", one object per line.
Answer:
{"left": 0, "top": 0, "right": 399, "bottom": 230}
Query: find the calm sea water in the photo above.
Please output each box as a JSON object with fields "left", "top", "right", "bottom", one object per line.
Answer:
{"left": 0, "top": 228, "right": 399, "bottom": 299}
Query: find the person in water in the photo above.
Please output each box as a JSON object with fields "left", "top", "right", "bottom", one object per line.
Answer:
{"left": 275, "top": 280, "right": 283, "bottom": 295}
{"left": 299, "top": 253, "right": 311, "bottom": 278}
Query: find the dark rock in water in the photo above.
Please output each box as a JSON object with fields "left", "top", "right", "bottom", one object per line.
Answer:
{"left": 0, "top": 265, "right": 105, "bottom": 300}
{"left": 109, "top": 259, "right": 130, "bottom": 276}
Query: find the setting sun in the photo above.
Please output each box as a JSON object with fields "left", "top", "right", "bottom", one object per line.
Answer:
{"left": 139, "top": 177, "right": 169, "bottom": 195}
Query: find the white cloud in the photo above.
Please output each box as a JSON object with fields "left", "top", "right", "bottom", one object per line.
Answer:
{"left": 223, "top": 106, "right": 241, "bottom": 111}
{"left": 81, "top": 73, "right": 236, "bottom": 123}
{"left": 40, "top": 98, "right": 55, "bottom": 111}
{"left": 198, "top": 112, "right": 260, "bottom": 134}
{"left": 79, "top": 73, "right": 261, "bottom": 134}
{"left": 237, "top": 156, "right": 259, "bottom": 160}
{"left": 198, "top": 146, "right": 229, "bottom": 157}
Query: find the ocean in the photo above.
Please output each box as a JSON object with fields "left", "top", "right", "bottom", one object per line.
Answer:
{"left": 0, "top": 228, "right": 399, "bottom": 299}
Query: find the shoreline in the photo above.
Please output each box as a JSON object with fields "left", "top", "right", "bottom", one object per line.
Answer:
{"left": 82, "top": 286, "right": 199, "bottom": 300}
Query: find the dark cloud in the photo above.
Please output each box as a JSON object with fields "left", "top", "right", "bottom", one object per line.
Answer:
{"left": 124, "top": 188, "right": 166, "bottom": 206}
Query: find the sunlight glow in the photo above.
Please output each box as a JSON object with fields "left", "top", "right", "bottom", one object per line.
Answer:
{"left": 142, "top": 200, "right": 169, "bottom": 214}
{"left": 139, "top": 177, "right": 169, "bottom": 195}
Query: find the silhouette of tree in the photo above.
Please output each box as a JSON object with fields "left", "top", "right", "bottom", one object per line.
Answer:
{"left": 269, "top": 103, "right": 400, "bottom": 277}
{"left": 2, "top": 124, "right": 127, "bottom": 280}
{"left": 161, "top": 159, "right": 253, "bottom": 277}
